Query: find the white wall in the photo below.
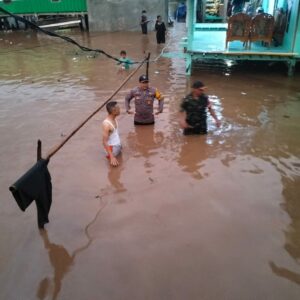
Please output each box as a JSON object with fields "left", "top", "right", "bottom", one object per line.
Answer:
{"left": 87, "top": 0, "right": 168, "bottom": 31}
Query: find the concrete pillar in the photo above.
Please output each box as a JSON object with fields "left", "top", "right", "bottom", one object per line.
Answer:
{"left": 187, "top": 0, "right": 194, "bottom": 50}
{"left": 87, "top": 0, "right": 168, "bottom": 31}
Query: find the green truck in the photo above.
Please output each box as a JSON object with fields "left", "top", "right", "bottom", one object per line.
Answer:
{"left": 0, "top": 0, "right": 88, "bottom": 30}
{"left": 0, "top": 0, "right": 87, "bottom": 15}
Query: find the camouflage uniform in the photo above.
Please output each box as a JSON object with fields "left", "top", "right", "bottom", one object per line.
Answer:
{"left": 125, "top": 86, "right": 164, "bottom": 124}
{"left": 180, "top": 93, "right": 211, "bottom": 135}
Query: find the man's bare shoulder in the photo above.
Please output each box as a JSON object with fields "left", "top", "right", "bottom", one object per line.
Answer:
{"left": 102, "top": 119, "right": 112, "bottom": 129}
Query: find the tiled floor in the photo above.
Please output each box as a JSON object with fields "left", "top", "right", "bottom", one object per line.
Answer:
{"left": 191, "top": 26, "right": 291, "bottom": 53}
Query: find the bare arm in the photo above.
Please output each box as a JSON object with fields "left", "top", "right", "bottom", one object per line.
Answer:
{"left": 102, "top": 122, "right": 119, "bottom": 166}
{"left": 178, "top": 111, "right": 190, "bottom": 129}
{"left": 208, "top": 103, "right": 221, "bottom": 127}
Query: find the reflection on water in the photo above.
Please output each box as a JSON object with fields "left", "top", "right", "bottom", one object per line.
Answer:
{"left": 36, "top": 199, "right": 107, "bottom": 299}
{"left": 126, "top": 125, "right": 165, "bottom": 172}
{"left": 140, "top": 35, "right": 150, "bottom": 56}
{"left": 269, "top": 261, "right": 300, "bottom": 285}
{"left": 268, "top": 175, "right": 300, "bottom": 286}
{"left": 282, "top": 177, "right": 300, "bottom": 262}
{"left": 177, "top": 137, "right": 209, "bottom": 180}
{"left": 107, "top": 156, "right": 127, "bottom": 193}
{"left": 126, "top": 125, "right": 164, "bottom": 177}
{"left": 37, "top": 230, "right": 73, "bottom": 300}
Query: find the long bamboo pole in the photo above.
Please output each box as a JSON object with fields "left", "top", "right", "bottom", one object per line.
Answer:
{"left": 45, "top": 59, "right": 146, "bottom": 160}
{"left": 146, "top": 53, "right": 151, "bottom": 78}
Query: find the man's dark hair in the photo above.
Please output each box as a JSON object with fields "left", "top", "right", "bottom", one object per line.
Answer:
{"left": 106, "top": 101, "right": 118, "bottom": 114}
{"left": 142, "top": 10, "right": 146, "bottom": 13}
{"left": 192, "top": 80, "right": 205, "bottom": 89}
{"left": 120, "top": 50, "right": 126, "bottom": 55}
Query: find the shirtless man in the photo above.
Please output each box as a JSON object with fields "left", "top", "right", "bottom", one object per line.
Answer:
{"left": 102, "top": 101, "right": 122, "bottom": 167}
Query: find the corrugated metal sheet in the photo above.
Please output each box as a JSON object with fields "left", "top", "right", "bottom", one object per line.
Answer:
{"left": 0, "top": 0, "right": 87, "bottom": 14}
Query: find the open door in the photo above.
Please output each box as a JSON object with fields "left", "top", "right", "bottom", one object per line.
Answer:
{"left": 196, "top": 0, "right": 228, "bottom": 23}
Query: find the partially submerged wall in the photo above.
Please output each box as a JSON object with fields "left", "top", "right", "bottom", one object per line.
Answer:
{"left": 87, "top": 0, "right": 168, "bottom": 31}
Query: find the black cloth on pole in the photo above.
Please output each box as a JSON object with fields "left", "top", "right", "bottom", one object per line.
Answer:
{"left": 9, "top": 159, "right": 52, "bottom": 229}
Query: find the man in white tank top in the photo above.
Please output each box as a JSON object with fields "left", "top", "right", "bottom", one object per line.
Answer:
{"left": 102, "top": 101, "right": 122, "bottom": 166}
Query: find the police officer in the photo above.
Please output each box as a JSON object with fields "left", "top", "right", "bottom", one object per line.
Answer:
{"left": 179, "top": 80, "right": 221, "bottom": 135}
{"left": 125, "top": 75, "right": 164, "bottom": 125}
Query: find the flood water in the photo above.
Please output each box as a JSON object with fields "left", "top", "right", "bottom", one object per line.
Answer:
{"left": 0, "top": 23, "right": 300, "bottom": 299}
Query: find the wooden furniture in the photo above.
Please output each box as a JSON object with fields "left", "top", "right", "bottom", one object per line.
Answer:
{"left": 226, "top": 13, "right": 251, "bottom": 49}
{"left": 249, "top": 13, "right": 275, "bottom": 49}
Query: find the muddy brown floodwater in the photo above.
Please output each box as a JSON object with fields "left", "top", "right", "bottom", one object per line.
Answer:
{"left": 0, "top": 23, "right": 300, "bottom": 300}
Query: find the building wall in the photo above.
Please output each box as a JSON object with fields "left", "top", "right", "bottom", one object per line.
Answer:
{"left": 283, "top": 0, "right": 300, "bottom": 52}
{"left": 87, "top": 0, "right": 168, "bottom": 31}
{"left": 293, "top": 0, "right": 300, "bottom": 56}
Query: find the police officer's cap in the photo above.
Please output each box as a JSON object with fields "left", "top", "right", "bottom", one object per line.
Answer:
{"left": 192, "top": 80, "right": 206, "bottom": 89}
{"left": 139, "top": 75, "right": 149, "bottom": 83}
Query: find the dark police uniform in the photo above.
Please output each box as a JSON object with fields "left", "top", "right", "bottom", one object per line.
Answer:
{"left": 180, "top": 93, "right": 210, "bottom": 135}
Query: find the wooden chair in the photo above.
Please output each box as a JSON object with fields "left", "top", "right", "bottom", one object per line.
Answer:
{"left": 249, "top": 13, "right": 275, "bottom": 49}
{"left": 226, "top": 13, "right": 251, "bottom": 49}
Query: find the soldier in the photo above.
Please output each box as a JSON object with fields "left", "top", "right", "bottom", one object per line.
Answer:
{"left": 179, "top": 80, "right": 221, "bottom": 135}
{"left": 125, "top": 75, "right": 164, "bottom": 125}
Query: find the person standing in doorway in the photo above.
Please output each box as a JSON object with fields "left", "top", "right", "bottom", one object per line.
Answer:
{"left": 179, "top": 81, "right": 221, "bottom": 135}
{"left": 176, "top": 2, "right": 187, "bottom": 22}
{"left": 140, "top": 10, "right": 149, "bottom": 34}
{"left": 102, "top": 101, "right": 122, "bottom": 167}
{"left": 155, "top": 15, "right": 166, "bottom": 44}
{"left": 125, "top": 75, "right": 164, "bottom": 125}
